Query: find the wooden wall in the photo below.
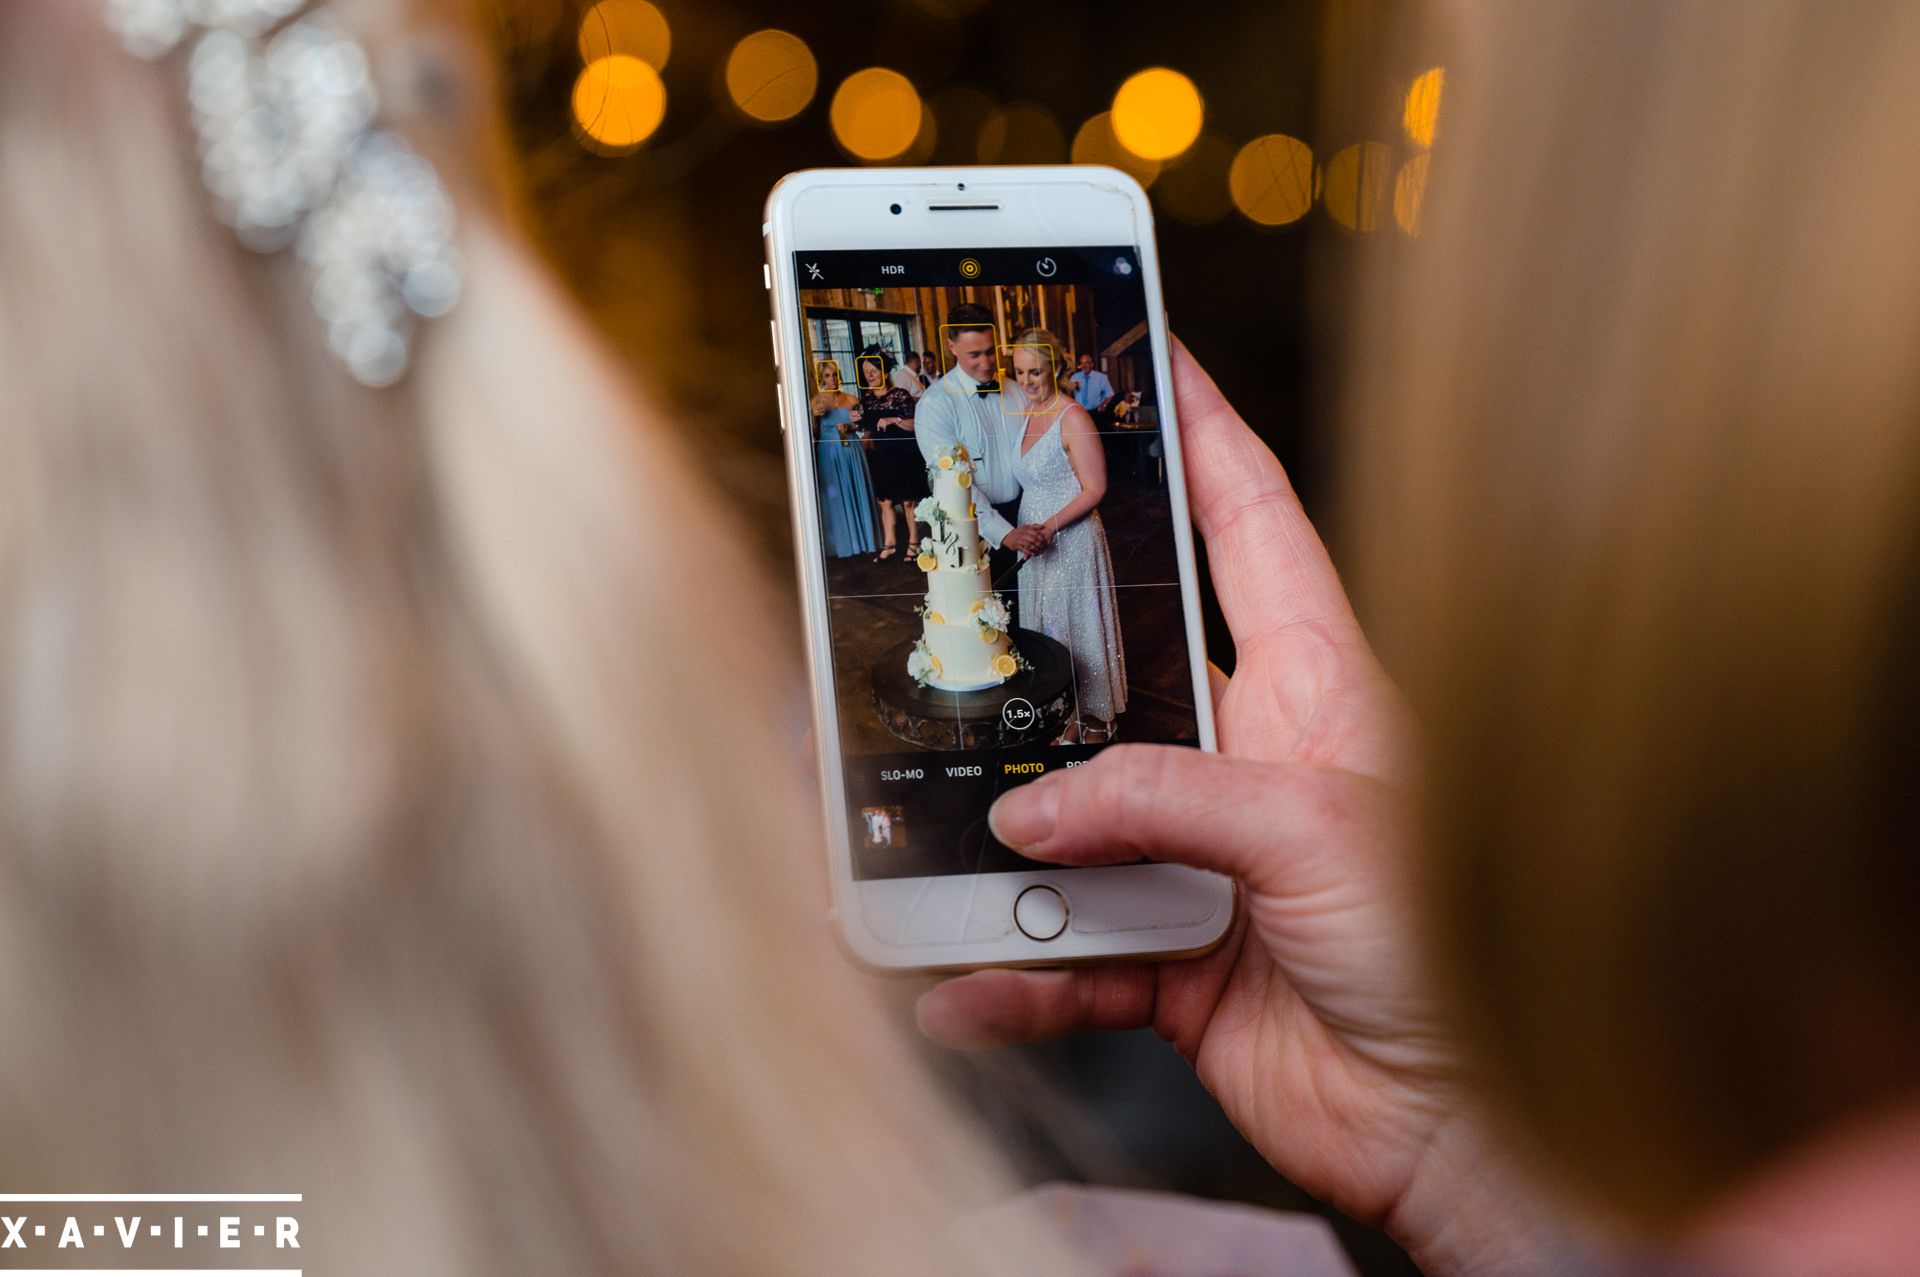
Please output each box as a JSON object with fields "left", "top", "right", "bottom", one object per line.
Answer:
{"left": 802, "top": 284, "right": 1097, "bottom": 373}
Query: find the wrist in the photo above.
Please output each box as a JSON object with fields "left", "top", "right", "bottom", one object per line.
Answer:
{"left": 1385, "top": 1114, "right": 1601, "bottom": 1277}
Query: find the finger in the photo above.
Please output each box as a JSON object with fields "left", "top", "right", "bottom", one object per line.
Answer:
{"left": 1169, "top": 338, "right": 1363, "bottom": 649}
{"left": 990, "top": 743, "right": 1380, "bottom": 898}
{"left": 915, "top": 965, "right": 1157, "bottom": 1050}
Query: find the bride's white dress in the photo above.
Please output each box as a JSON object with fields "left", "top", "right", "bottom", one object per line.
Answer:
{"left": 1014, "top": 417, "right": 1127, "bottom": 723}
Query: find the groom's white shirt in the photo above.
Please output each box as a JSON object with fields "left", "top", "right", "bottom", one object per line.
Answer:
{"left": 914, "top": 363, "right": 1021, "bottom": 548}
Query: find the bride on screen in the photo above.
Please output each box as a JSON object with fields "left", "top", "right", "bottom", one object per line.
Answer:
{"left": 1007, "top": 329, "right": 1127, "bottom": 743}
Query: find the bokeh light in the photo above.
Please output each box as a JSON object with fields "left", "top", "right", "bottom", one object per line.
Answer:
{"left": 1154, "top": 132, "right": 1235, "bottom": 224}
{"left": 902, "top": 102, "right": 940, "bottom": 165}
{"left": 1071, "top": 112, "right": 1161, "bottom": 186}
{"left": 1321, "top": 141, "right": 1393, "bottom": 231}
{"left": 1403, "top": 67, "right": 1445, "bottom": 148}
{"left": 830, "top": 68, "right": 924, "bottom": 162}
{"left": 1394, "top": 152, "right": 1429, "bottom": 234}
{"left": 577, "top": 0, "right": 670, "bottom": 71}
{"left": 1110, "top": 68, "right": 1204, "bottom": 162}
{"left": 976, "top": 102, "right": 1066, "bottom": 165}
{"left": 1228, "top": 134, "right": 1315, "bottom": 227}
{"left": 724, "top": 30, "right": 817, "bottom": 124}
{"left": 573, "top": 54, "right": 667, "bottom": 153}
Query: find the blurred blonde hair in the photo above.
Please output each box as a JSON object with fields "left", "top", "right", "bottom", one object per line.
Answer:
{"left": 1009, "top": 328, "right": 1075, "bottom": 398}
{"left": 1348, "top": 0, "right": 1920, "bottom": 1232}
{"left": 0, "top": 3, "right": 1055, "bottom": 1272}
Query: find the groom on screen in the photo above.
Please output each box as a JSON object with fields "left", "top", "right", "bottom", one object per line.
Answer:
{"left": 913, "top": 303, "right": 1049, "bottom": 623}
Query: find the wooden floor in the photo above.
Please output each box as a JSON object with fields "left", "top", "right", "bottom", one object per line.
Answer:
{"left": 823, "top": 438, "right": 1199, "bottom": 756}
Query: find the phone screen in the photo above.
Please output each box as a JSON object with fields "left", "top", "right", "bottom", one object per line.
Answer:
{"left": 794, "top": 246, "right": 1201, "bottom": 881}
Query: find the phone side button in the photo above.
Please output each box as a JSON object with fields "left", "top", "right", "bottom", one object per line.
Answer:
{"left": 776, "top": 383, "right": 791, "bottom": 435}
{"left": 1013, "top": 884, "right": 1068, "bottom": 942}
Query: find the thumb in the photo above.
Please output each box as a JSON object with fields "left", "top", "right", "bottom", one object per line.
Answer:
{"left": 989, "top": 744, "right": 1376, "bottom": 898}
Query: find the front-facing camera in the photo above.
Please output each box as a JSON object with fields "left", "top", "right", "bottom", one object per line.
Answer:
{"left": 890, "top": 203, "right": 903, "bottom": 215}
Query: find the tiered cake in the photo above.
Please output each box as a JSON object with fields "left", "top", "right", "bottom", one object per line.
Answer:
{"left": 908, "top": 444, "right": 1024, "bottom": 691}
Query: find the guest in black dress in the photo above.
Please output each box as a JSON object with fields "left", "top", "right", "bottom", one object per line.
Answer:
{"left": 855, "top": 346, "right": 929, "bottom": 561}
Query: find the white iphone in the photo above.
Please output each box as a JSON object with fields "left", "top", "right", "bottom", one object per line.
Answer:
{"left": 763, "top": 166, "right": 1234, "bottom": 971}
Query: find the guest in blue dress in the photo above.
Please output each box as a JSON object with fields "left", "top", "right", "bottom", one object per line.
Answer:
{"left": 809, "top": 361, "right": 878, "bottom": 557}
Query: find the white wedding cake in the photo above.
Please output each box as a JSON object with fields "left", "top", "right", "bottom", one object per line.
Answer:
{"left": 908, "top": 444, "right": 1025, "bottom": 691}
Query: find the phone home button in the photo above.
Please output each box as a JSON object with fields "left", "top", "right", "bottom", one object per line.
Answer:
{"left": 1013, "top": 885, "right": 1069, "bottom": 942}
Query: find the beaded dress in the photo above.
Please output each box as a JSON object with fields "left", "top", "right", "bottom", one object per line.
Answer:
{"left": 1014, "top": 414, "right": 1128, "bottom": 723}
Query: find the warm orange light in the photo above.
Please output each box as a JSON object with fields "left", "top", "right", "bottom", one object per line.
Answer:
{"left": 577, "top": 0, "right": 670, "bottom": 71}
{"left": 1071, "top": 112, "right": 1161, "bottom": 185}
{"left": 976, "top": 102, "right": 1066, "bottom": 165}
{"left": 830, "top": 68, "right": 923, "bottom": 162}
{"left": 724, "top": 30, "right": 817, "bottom": 123}
{"left": 902, "top": 102, "right": 939, "bottom": 165}
{"left": 1403, "top": 67, "right": 1444, "bottom": 148}
{"left": 1110, "top": 68, "right": 1204, "bottom": 162}
{"left": 572, "top": 55, "right": 667, "bottom": 153}
{"left": 1228, "top": 134, "right": 1315, "bottom": 227}
{"left": 1322, "top": 141, "right": 1393, "bottom": 231}
{"left": 1394, "top": 152, "right": 1430, "bottom": 234}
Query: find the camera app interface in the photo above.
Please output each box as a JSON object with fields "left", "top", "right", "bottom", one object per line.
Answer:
{"left": 796, "top": 247, "right": 1199, "bottom": 880}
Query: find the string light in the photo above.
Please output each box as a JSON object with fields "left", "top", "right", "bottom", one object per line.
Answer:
{"left": 1110, "top": 68, "right": 1204, "bottom": 162}
{"left": 1404, "top": 67, "right": 1444, "bottom": 148}
{"left": 1322, "top": 141, "right": 1393, "bottom": 231}
{"left": 1229, "top": 134, "right": 1315, "bottom": 227}
{"left": 1394, "top": 152, "right": 1429, "bottom": 234}
{"left": 830, "top": 68, "right": 923, "bottom": 162}
{"left": 577, "top": 0, "right": 670, "bottom": 71}
{"left": 724, "top": 30, "right": 817, "bottom": 123}
{"left": 1071, "top": 112, "right": 1160, "bottom": 186}
{"left": 572, "top": 54, "right": 667, "bottom": 153}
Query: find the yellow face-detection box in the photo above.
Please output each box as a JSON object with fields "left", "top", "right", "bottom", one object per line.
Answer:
{"left": 937, "top": 322, "right": 1002, "bottom": 391}
{"left": 852, "top": 353, "right": 892, "bottom": 394}
{"left": 998, "top": 343, "right": 1066, "bottom": 415}
{"left": 812, "top": 357, "right": 848, "bottom": 394}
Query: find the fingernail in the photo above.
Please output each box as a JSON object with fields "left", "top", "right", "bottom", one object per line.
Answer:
{"left": 989, "top": 779, "right": 1058, "bottom": 848}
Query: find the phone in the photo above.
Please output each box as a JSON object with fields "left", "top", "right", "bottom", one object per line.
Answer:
{"left": 763, "top": 166, "right": 1234, "bottom": 971}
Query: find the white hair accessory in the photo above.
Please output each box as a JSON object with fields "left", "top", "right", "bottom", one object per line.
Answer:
{"left": 104, "top": 0, "right": 462, "bottom": 387}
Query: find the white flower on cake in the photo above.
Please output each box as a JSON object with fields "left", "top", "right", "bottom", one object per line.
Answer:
{"left": 907, "top": 641, "right": 943, "bottom": 687}
{"left": 971, "top": 595, "right": 1011, "bottom": 634}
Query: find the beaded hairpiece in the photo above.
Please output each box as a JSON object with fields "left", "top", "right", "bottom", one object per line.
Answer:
{"left": 104, "top": 0, "right": 463, "bottom": 387}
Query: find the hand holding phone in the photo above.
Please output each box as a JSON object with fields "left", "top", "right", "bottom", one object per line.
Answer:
{"left": 916, "top": 349, "right": 1564, "bottom": 1276}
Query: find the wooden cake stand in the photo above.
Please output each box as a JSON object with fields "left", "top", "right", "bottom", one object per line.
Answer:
{"left": 871, "top": 627, "right": 1073, "bottom": 750}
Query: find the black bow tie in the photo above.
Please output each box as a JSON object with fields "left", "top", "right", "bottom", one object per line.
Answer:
{"left": 974, "top": 380, "right": 1000, "bottom": 398}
